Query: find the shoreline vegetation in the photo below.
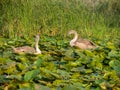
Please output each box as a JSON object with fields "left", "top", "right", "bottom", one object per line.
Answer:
{"left": 0, "top": 0, "right": 120, "bottom": 90}
{"left": 0, "top": 0, "right": 120, "bottom": 39}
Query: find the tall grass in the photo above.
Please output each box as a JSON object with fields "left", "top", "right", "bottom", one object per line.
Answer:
{"left": 0, "top": 0, "right": 120, "bottom": 40}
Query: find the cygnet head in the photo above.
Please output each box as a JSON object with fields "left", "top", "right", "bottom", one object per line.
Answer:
{"left": 68, "top": 30, "right": 77, "bottom": 35}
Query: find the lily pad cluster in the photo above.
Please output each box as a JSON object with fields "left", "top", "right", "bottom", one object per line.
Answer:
{"left": 0, "top": 36, "right": 120, "bottom": 90}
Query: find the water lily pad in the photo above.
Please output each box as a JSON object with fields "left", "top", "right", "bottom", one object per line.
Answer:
{"left": 34, "top": 58, "right": 43, "bottom": 67}
{"left": 109, "top": 60, "right": 120, "bottom": 73}
{"left": 24, "top": 69, "right": 40, "bottom": 81}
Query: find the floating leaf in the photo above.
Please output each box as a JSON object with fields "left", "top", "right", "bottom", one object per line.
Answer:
{"left": 63, "top": 83, "right": 85, "bottom": 90}
{"left": 40, "top": 68, "right": 60, "bottom": 79}
{"left": 17, "top": 63, "right": 27, "bottom": 70}
{"left": 24, "top": 69, "right": 40, "bottom": 81}
{"left": 19, "top": 56, "right": 29, "bottom": 62}
{"left": 90, "top": 56, "right": 103, "bottom": 70}
{"left": 6, "top": 75, "right": 22, "bottom": 81}
{"left": 107, "top": 42, "right": 115, "bottom": 49}
{"left": 0, "top": 57, "right": 12, "bottom": 64}
{"left": 108, "top": 50, "right": 119, "bottom": 58}
{"left": 85, "top": 69, "right": 93, "bottom": 74}
{"left": 71, "top": 73, "right": 80, "bottom": 79}
{"left": 84, "top": 50, "right": 94, "bottom": 57}
{"left": 99, "top": 82, "right": 107, "bottom": 90}
{"left": 57, "top": 69, "right": 71, "bottom": 79}
{"left": 103, "top": 71, "right": 119, "bottom": 82}
{"left": 34, "top": 84, "right": 51, "bottom": 90}
{"left": 109, "top": 60, "right": 120, "bottom": 72}
{"left": 64, "top": 49, "right": 74, "bottom": 57}
{"left": 5, "top": 67, "right": 16, "bottom": 74}
{"left": 19, "top": 83, "right": 35, "bottom": 90}
{"left": 34, "top": 58, "right": 43, "bottom": 67}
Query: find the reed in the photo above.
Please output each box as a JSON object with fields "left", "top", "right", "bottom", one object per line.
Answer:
{"left": 0, "top": 0, "right": 120, "bottom": 40}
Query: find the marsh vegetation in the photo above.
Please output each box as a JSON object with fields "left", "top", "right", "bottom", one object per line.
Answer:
{"left": 0, "top": 0, "right": 120, "bottom": 90}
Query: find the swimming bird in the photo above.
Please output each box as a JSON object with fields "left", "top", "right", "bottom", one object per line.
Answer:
{"left": 12, "top": 34, "right": 41, "bottom": 54}
{"left": 68, "top": 30, "right": 97, "bottom": 49}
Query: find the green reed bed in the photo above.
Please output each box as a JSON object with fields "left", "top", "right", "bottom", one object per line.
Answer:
{"left": 0, "top": 0, "right": 120, "bottom": 40}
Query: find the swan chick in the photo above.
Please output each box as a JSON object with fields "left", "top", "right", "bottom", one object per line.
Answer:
{"left": 12, "top": 34, "right": 41, "bottom": 54}
{"left": 68, "top": 30, "right": 97, "bottom": 49}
